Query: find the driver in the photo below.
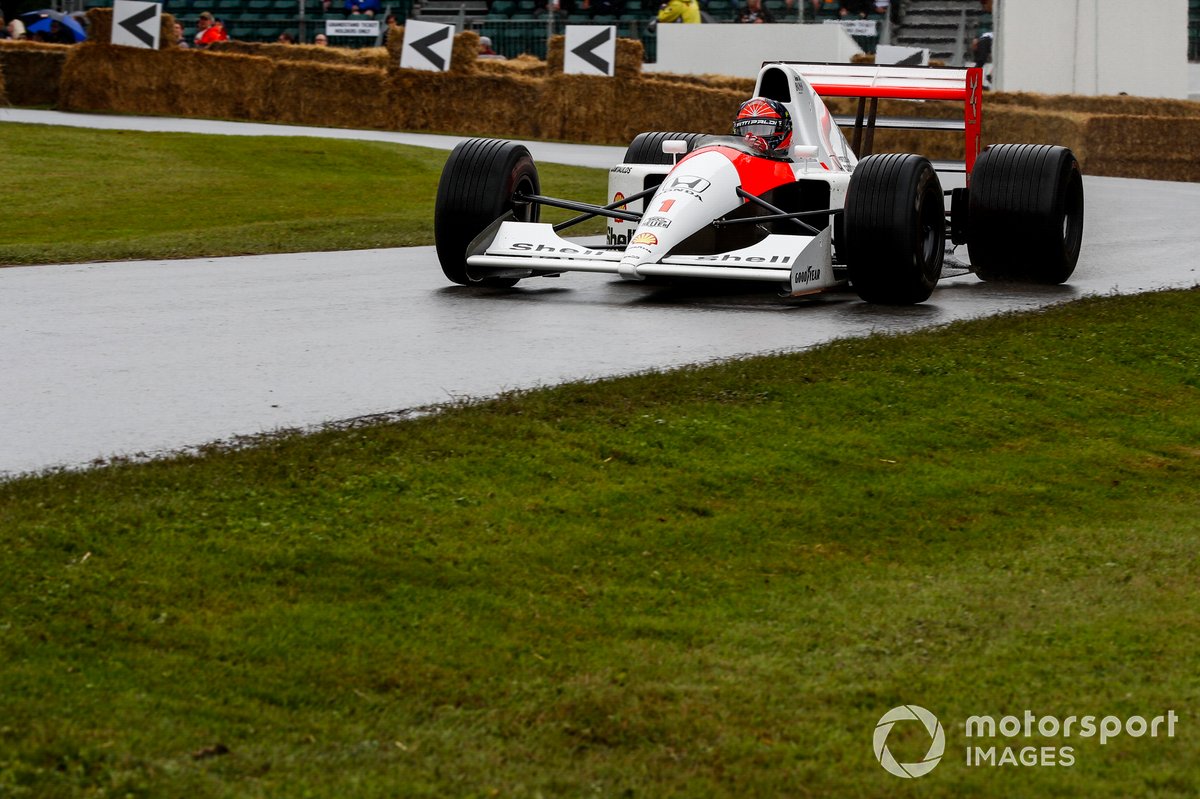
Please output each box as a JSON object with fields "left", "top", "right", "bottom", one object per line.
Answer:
{"left": 732, "top": 97, "right": 793, "bottom": 155}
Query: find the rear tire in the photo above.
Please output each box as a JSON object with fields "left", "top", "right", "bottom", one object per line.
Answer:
{"left": 967, "top": 144, "right": 1084, "bottom": 284}
{"left": 624, "top": 132, "right": 705, "bottom": 165}
{"left": 434, "top": 138, "right": 540, "bottom": 287}
{"left": 844, "top": 153, "right": 945, "bottom": 305}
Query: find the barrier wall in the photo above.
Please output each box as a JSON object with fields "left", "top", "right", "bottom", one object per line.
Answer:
{"left": 997, "top": 0, "right": 1189, "bottom": 99}
{"left": 5, "top": 11, "right": 1200, "bottom": 182}
{"left": 646, "top": 23, "right": 862, "bottom": 79}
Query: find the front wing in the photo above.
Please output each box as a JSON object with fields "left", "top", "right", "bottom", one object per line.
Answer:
{"left": 466, "top": 221, "right": 839, "bottom": 296}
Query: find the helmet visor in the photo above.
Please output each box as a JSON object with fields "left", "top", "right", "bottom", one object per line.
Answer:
{"left": 735, "top": 120, "right": 784, "bottom": 137}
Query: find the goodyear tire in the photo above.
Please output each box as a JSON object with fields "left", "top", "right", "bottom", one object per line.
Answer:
{"left": 967, "top": 144, "right": 1084, "bottom": 284}
{"left": 624, "top": 131, "right": 706, "bottom": 165}
{"left": 844, "top": 153, "right": 945, "bottom": 305}
{"left": 434, "top": 138, "right": 540, "bottom": 287}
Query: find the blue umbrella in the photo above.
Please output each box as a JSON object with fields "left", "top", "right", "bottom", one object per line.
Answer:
{"left": 20, "top": 10, "right": 87, "bottom": 43}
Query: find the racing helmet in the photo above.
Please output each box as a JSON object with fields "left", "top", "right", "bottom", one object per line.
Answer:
{"left": 732, "top": 97, "right": 793, "bottom": 152}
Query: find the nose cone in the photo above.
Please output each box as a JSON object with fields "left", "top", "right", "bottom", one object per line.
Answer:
{"left": 618, "top": 150, "right": 744, "bottom": 277}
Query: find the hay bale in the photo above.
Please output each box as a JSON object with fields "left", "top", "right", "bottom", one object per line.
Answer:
{"left": 384, "top": 22, "right": 403, "bottom": 65}
{"left": 988, "top": 91, "right": 1200, "bottom": 119}
{"left": 61, "top": 45, "right": 270, "bottom": 119}
{"left": 266, "top": 59, "right": 392, "bottom": 129}
{"left": 1083, "top": 115, "right": 1200, "bottom": 182}
{"left": 210, "top": 39, "right": 390, "bottom": 69}
{"left": 450, "top": 29, "right": 478, "bottom": 74}
{"left": 0, "top": 41, "right": 69, "bottom": 106}
{"left": 542, "top": 73, "right": 743, "bottom": 143}
{"left": 387, "top": 68, "right": 544, "bottom": 138}
{"left": 475, "top": 53, "right": 547, "bottom": 78}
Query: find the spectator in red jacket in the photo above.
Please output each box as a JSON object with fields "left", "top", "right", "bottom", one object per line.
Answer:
{"left": 194, "top": 11, "right": 228, "bottom": 48}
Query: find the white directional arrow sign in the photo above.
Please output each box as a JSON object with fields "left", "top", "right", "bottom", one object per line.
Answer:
{"left": 112, "top": 0, "right": 161, "bottom": 49}
{"left": 400, "top": 20, "right": 454, "bottom": 72}
{"left": 564, "top": 25, "right": 615, "bottom": 77}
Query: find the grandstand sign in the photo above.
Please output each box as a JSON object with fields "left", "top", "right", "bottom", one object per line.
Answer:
{"left": 400, "top": 19, "right": 454, "bottom": 72}
{"left": 325, "top": 20, "right": 380, "bottom": 37}
{"left": 564, "top": 25, "right": 615, "bottom": 77}
{"left": 111, "top": 0, "right": 161, "bottom": 49}
{"left": 823, "top": 18, "right": 878, "bottom": 37}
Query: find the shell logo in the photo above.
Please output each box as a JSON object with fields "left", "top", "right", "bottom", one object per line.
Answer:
{"left": 631, "top": 232, "right": 658, "bottom": 246}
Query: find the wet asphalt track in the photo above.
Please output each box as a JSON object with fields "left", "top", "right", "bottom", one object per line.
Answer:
{"left": 1, "top": 111, "right": 1198, "bottom": 477}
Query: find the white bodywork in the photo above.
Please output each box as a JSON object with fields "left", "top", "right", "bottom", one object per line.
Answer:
{"left": 466, "top": 63, "right": 866, "bottom": 295}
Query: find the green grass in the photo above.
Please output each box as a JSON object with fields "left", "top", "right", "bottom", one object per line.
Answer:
{"left": 0, "top": 124, "right": 608, "bottom": 265}
{"left": 1, "top": 289, "right": 1198, "bottom": 797}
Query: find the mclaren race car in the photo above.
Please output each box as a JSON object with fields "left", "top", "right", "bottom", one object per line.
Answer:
{"left": 434, "top": 61, "right": 1084, "bottom": 305}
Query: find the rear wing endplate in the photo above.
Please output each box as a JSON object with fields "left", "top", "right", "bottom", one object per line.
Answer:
{"left": 772, "top": 62, "right": 984, "bottom": 177}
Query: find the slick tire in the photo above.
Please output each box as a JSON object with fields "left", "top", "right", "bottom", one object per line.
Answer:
{"left": 844, "top": 153, "right": 945, "bottom": 305}
{"left": 967, "top": 144, "right": 1084, "bottom": 284}
{"left": 434, "top": 138, "right": 540, "bottom": 287}
{"left": 623, "top": 132, "right": 706, "bottom": 165}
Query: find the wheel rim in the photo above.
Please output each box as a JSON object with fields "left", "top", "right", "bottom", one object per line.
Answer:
{"left": 512, "top": 174, "right": 536, "bottom": 223}
{"left": 918, "top": 184, "right": 943, "bottom": 275}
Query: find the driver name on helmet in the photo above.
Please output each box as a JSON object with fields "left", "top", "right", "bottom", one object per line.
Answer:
{"left": 732, "top": 97, "right": 793, "bottom": 155}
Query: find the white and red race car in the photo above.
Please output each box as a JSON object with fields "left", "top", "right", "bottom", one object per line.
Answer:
{"left": 434, "top": 61, "right": 1084, "bottom": 305}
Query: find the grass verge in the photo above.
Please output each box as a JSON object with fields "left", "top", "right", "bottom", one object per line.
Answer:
{"left": 0, "top": 124, "right": 608, "bottom": 266}
{"left": 1, "top": 289, "right": 1197, "bottom": 797}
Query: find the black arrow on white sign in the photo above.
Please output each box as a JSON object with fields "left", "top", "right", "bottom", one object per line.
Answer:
{"left": 410, "top": 25, "right": 451, "bottom": 71}
{"left": 118, "top": 3, "right": 158, "bottom": 48}
{"left": 570, "top": 27, "right": 612, "bottom": 75}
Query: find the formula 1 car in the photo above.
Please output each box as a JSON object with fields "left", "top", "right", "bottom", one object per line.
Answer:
{"left": 434, "top": 61, "right": 1084, "bottom": 305}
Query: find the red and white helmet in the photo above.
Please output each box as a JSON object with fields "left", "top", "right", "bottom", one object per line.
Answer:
{"left": 732, "top": 97, "right": 793, "bottom": 152}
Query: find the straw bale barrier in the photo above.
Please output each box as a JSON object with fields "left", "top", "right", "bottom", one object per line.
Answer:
{"left": 60, "top": 44, "right": 395, "bottom": 130}
{"left": 0, "top": 41, "right": 69, "bottom": 107}
{"left": 8, "top": 12, "right": 1197, "bottom": 182}
{"left": 1083, "top": 115, "right": 1200, "bottom": 182}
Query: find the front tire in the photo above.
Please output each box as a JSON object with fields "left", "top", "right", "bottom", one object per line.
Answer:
{"left": 844, "top": 153, "right": 945, "bottom": 305}
{"left": 967, "top": 144, "right": 1084, "bottom": 284}
{"left": 434, "top": 138, "right": 540, "bottom": 287}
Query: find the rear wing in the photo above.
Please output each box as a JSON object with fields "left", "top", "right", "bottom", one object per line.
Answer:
{"left": 772, "top": 62, "right": 984, "bottom": 178}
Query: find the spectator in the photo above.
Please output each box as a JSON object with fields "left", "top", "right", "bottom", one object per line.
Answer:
{"left": 5, "top": 18, "right": 27, "bottom": 39}
{"left": 174, "top": 21, "right": 190, "bottom": 47}
{"left": 971, "top": 0, "right": 993, "bottom": 68}
{"left": 314, "top": 32, "right": 329, "bottom": 45}
{"left": 278, "top": 32, "right": 296, "bottom": 43}
{"left": 47, "top": 19, "right": 75, "bottom": 44}
{"left": 478, "top": 35, "right": 497, "bottom": 55}
{"left": 0, "top": 13, "right": 7, "bottom": 39}
{"left": 344, "top": 0, "right": 380, "bottom": 14}
{"left": 193, "top": 11, "right": 227, "bottom": 48}
{"left": 381, "top": 13, "right": 397, "bottom": 46}
{"left": 657, "top": 0, "right": 700, "bottom": 23}
{"left": 735, "top": 0, "right": 774, "bottom": 23}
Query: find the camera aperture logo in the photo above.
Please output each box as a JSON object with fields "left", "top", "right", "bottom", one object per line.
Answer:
{"left": 874, "top": 705, "right": 1180, "bottom": 777}
{"left": 874, "top": 705, "right": 945, "bottom": 778}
